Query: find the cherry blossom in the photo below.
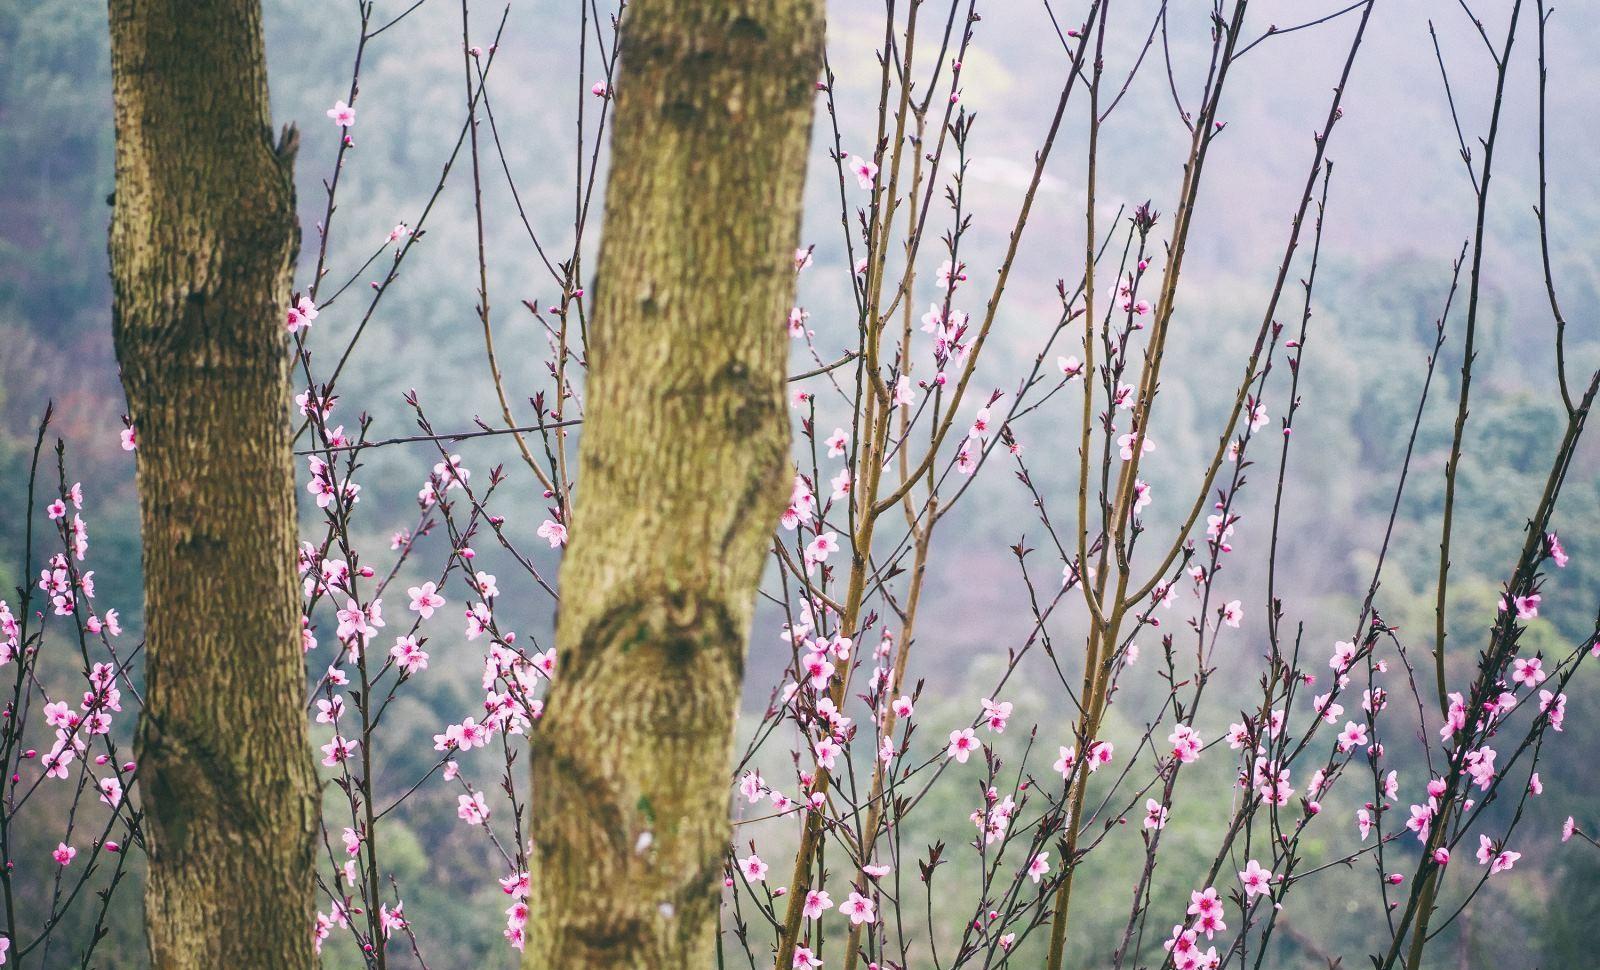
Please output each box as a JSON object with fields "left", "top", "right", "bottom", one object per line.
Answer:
{"left": 1405, "top": 802, "right": 1433, "bottom": 842}
{"left": 980, "top": 698, "right": 1012, "bottom": 733}
{"left": 848, "top": 154, "right": 878, "bottom": 190}
{"left": 286, "top": 296, "right": 318, "bottom": 334}
{"left": 1336, "top": 721, "right": 1368, "bottom": 753}
{"left": 839, "top": 891, "right": 877, "bottom": 925}
{"left": 947, "top": 728, "right": 979, "bottom": 763}
{"left": 1547, "top": 531, "right": 1568, "bottom": 567}
{"left": 1539, "top": 689, "right": 1566, "bottom": 731}
{"left": 320, "top": 735, "right": 359, "bottom": 767}
{"left": 1239, "top": 859, "right": 1272, "bottom": 898}
{"left": 1476, "top": 834, "right": 1520, "bottom": 874}
{"left": 537, "top": 519, "right": 568, "bottom": 548}
{"left": 1186, "top": 887, "right": 1227, "bottom": 939}
{"left": 738, "top": 854, "right": 769, "bottom": 883}
{"left": 1117, "top": 430, "right": 1155, "bottom": 461}
{"left": 390, "top": 636, "right": 429, "bottom": 675}
{"left": 457, "top": 791, "right": 490, "bottom": 826}
{"left": 1169, "top": 724, "right": 1202, "bottom": 763}
{"left": 1510, "top": 656, "right": 1545, "bottom": 687}
{"left": 327, "top": 99, "right": 356, "bottom": 126}
{"left": 802, "top": 888, "right": 833, "bottom": 919}
{"left": 408, "top": 581, "right": 446, "bottom": 619}
{"left": 804, "top": 532, "right": 840, "bottom": 569}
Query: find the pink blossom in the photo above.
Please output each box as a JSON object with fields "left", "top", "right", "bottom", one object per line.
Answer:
{"left": 804, "top": 532, "right": 840, "bottom": 568}
{"left": 1510, "top": 656, "right": 1545, "bottom": 687}
{"left": 1547, "top": 531, "right": 1569, "bottom": 567}
{"left": 1405, "top": 802, "right": 1433, "bottom": 842}
{"left": 1169, "top": 724, "right": 1202, "bottom": 763}
{"left": 390, "top": 636, "right": 429, "bottom": 674}
{"left": 1186, "top": 887, "right": 1227, "bottom": 939}
{"left": 408, "top": 581, "right": 445, "bottom": 619}
{"left": 320, "top": 735, "right": 359, "bottom": 767}
{"left": 948, "top": 728, "right": 979, "bottom": 763}
{"left": 457, "top": 791, "right": 490, "bottom": 825}
{"left": 1539, "top": 689, "right": 1566, "bottom": 731}
{"left": 537, "top": 519, "right": 568, "bottom": 548}
{"left": 738, "top": 854, "right": 768, "bottom": 882}
{"left": 802, "top": 888, "right": 833, "bottom": 919}
{"left": 839, "top": 891, "right": 876, "bottom": 925}
{"left": 1491, "top": 848, "right": 1521, "bottom": 874}
{"left": 1238, "top": 859, "right": 1272, "bottom": 898}
{"left": 1336, "top": 721, "right": 1368, "bottom": 753}
{"left": 849, "top": 154, "right": 879, "bottom": 190}
{"left": 327, "top": 99, "right": 356, "bottom": 127}
{"left": 1508, "top": 593, "right": 1541, "bottom": 620}
{"left": 286, "top": 296, "right": 318, "bottom": 334}
{"left": 1118, "top": 430, "right": 1155, "bottom": 461}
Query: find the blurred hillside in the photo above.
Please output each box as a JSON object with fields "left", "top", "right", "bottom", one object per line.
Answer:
{"left": 3, "top": 0, "right": 1599, "bottom": 965}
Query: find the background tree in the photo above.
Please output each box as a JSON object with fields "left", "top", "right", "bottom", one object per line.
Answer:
{"left": 524, "top": 0, "right": 823, "bottom": 966}
{"left": 106, "top": 0, "right": 318, "bottom": 966}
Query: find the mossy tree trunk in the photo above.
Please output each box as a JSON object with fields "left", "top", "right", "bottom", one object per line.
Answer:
{"left": 107, "top": 1, "right": 318, "bottom": 967}
{"left": 525, "top": 1, "right": 822, "bottom": 966}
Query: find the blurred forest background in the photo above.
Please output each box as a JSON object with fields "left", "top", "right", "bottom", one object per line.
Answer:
{"left": 3, "top": 0, "right": 1598, "bottom": 965}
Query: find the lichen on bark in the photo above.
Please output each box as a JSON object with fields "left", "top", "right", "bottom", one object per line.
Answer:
{"left": 107, "top": 1, "right": 319, "bottom": 966}
{"left": 524, "top": 1, "right": 823, "bottom": 966}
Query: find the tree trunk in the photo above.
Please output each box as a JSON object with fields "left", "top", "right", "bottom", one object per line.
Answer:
{"left": 525, "top": 1, "right": 821, "bottom": 966}
{"left": 107, "top": 1, "right": 318, "bottom": 967}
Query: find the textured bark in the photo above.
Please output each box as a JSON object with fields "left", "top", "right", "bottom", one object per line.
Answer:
{"left": 525, "top": 1, "right": 821, "bottom": 966}
{"left": 107, "top": 1, "right": 318, "bottom": 967}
